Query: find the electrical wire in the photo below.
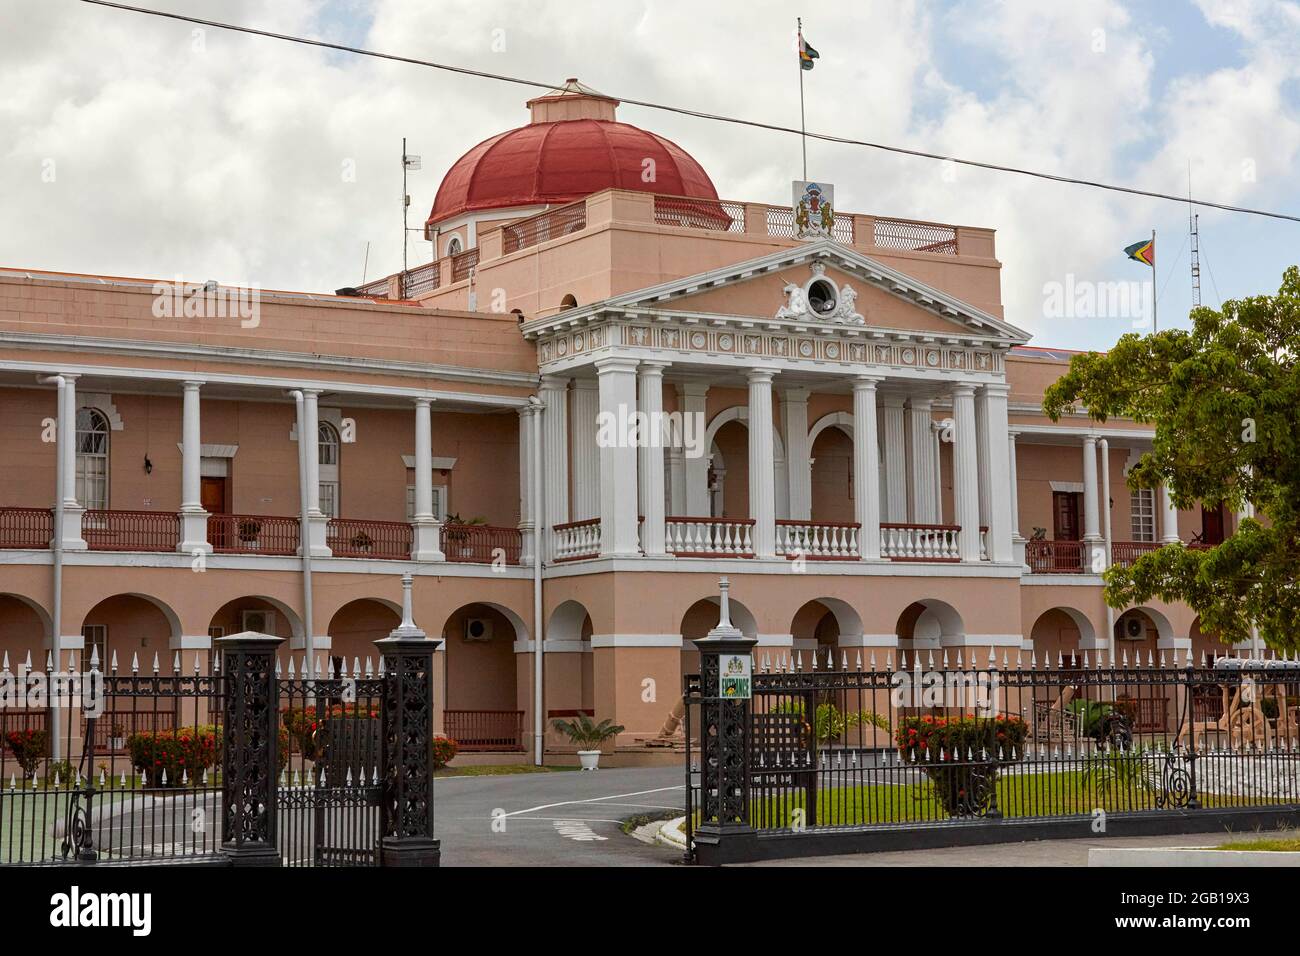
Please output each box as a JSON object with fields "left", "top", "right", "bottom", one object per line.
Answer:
{"left": 79, "top": 0, "right": 1300, "bottom": 225}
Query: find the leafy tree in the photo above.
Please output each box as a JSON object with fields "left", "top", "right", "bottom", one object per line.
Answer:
{"left": 1042, "top": 266, "right": 1300, "bottom": 651}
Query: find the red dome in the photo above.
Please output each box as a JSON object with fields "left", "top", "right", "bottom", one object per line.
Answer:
{"left": 427, "top": 118, "right": 719, "bottom": 225}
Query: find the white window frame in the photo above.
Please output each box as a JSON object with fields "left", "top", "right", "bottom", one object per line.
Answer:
{"left": 75, "top": 407, "right": 110, "bottom": 511}
{"left": 405, "top": 484, "right": 447, "bottom": 521}
{"left": 318, "top": 421, "right": 340, "bottom": 517}
{"left": 1130, "top": 488, "right": 1155, "bottom": 542}
{"left": 81, "top": 624, "right": 107, "bottom": 672}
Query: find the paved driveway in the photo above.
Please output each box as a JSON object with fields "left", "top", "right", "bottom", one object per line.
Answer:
{"left": 435, "top": 766, "right": 685, "bottom": 867}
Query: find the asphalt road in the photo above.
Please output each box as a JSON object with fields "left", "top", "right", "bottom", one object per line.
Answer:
{"left": 434, "top": 766, "right": 686, "bottom": 867}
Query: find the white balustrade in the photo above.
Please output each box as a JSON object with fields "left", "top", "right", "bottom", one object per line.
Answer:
{"left": 552, "top": 519, "right": 601, "bottom": 561}
{"left": 774, "top": 521, "right": 860, "bottom": 559}
{"left": 665, "top": 517, "right": 755, "bottom": 557}
{"left": 879, "top": 523, "right": 961, "bottom": 561}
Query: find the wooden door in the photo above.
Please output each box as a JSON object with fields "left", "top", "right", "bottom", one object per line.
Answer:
{"left": 201, "top": 476, "right": 226, "bottom": 514}
{"left": 1052, "top": 492, "right": 1080, "bottom": 540}
{"left": 1202, "top": 504, "right": 1225, "bottom": 544}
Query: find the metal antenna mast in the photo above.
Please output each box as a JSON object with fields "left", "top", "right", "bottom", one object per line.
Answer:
{"left": 1189, "top": 165, "right": 1202, "bottom": 309}
{"left": 401, "top": 138, "right": 422, "bottom": 295}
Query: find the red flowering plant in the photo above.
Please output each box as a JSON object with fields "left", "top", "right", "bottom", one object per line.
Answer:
{"left": 894, "top": 713, "right": 1029, "bottom": 817}
{"left": 3, "top": 728, "right": 49, "bottom": 777}
{"left": 281, "top": 703, "right": 380, "bottom": 761}
{"left": 431, "top": 736, "right": 458, "bottom": 770}
{"left": 127, "top": 725, "right": 220, "bottom": 787}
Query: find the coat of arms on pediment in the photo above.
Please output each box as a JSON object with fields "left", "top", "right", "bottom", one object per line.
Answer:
{"left": 776, "top": 260, "right": 864, "bottom": 325}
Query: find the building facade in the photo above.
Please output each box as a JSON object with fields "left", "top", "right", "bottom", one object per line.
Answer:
{"left": 0, "top": 82, "right": 1243, "bottom": 756}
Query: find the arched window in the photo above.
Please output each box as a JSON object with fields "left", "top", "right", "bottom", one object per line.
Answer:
{"left": 446, "top": 235, "right": 463, "bottom": 257}
{"left": 318, "top": 421, "right": 340, "bottom": 517}
{"left": 75, "top": 407, "right": 110, "bottom": 510}
{"left": 560, "top": 293, "right": 577, "bottom": 309}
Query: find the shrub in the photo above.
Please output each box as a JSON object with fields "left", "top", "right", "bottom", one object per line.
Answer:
{"left": 772, "top": 699, "right": 887, "bottom": 744}
{"left": 551, "top": 715, "right": 625, "bottom": 750}
{"left": 432, "top": 736, "right": 457, "bottom": 769}
{"left": 3, "top": 728, "right": 48, "bottom": 776}
{"left": 127, "top": 726, "right": 220, "bottom": 786}
{"left": 281, "top": 703, "right": 380, "bottom": 761}
{"left": 895, "top": 714, "right": 1029, "bottom": 817}
{"left": 45, "top": 760, "right": 76, "bottom": 787}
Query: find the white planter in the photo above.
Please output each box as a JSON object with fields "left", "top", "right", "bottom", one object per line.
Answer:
{"left": 108, "top": 737, "right": 125, "bottom": 751}
{"left": 577, "top": 750, "right": 602, "bottom": 771}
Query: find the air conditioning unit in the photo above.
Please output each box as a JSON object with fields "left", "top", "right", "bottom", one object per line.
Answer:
{"left": 241, "top": 609, "right": 277, "bottom": 635}
{"left": 1118, "top": 616, "right": 1145, "bottom": 641}
{"left": 464, "top": 618, "right": 493, "bottom": 642}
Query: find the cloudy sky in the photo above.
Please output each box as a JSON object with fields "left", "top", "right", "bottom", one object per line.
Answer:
{"left": 2, "top": 0, "right": 1298, "bottom": 349}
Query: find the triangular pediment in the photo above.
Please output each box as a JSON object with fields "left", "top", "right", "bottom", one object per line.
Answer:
{"left": 594, "top": 240, "right": 1028, "bottom": 344}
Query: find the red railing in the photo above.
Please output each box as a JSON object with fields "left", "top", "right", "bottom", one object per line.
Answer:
{"left": 653, "top": 194, "right": 745, "bottom": 233}
{"left": 450, "top": 248, "right": 480, "bottom": 283}
{"left": 1026, "top": 539, "right": 1086, "bottom": 573}
{"left": 93, "top": 710, "right": 177, "bottom": 752}
{"left": 1112, "top": 541, "right": 1161, "bottom": 567}
{"left": 83, "top": 510, "right": 180, "bottom": 552}
{"left": 443, "top": 710, "right": 525, "bottom": 752}
{"left": 401, "top": 261, "right": 440, "bottom": 297}
{"left": 0, "top": 507, "right": 52, "bottom": 549}
{"left": 440, "top": 524, "right": 522, "bottom": 564}
{"left": 873, "top": 217, "right": 958, "bottom": 255}
{"left": 1117, "top": 696, "right": 1170, "bottom": 733}
{"left": 327, "top": 518, "right": 412, "bottom": 560}
{"left": 502, "top": 201, "right": 588, "bottom": 253}
{"left": 207, "top": 513, "right": 299, "bottom": 555}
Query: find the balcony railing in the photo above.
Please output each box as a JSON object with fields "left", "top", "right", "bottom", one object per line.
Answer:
{"left": 450, "top": 248, "right": 479, "bottom": 283}
{"left": 879, "top": 523, "right": 961, "bottom": 561}
{"left": 764, "top": 205, "right": 856, "bottom": 243}
{"left": 441, "top": 523, "right": 522, "bottom": 565}
{"left": 503, "top": 201, "right": 588, "bottom": 253}
{"left": 401, "top": 261, "right": 440, "bottom": 298}
{"left": 0, "top": 507, "right": 52, "bottom": 549}
{"left": 1026, "top": 538, "right": 1086, "bottom": 573}
{"left": 653, "top": 195, "right": 746, "bottom": 233}
{"left": 207, "top": 513, "right": 300, "bottom": 555}
{"left": 774, "top": 520, "right": 860, "bottom": 559}
{"left": 83, "top": 509, "right": 180, "bottom": 552}
{"left": 443, "top": 710, "right": 525, "bottom": 752}
{"left": 873, "top": 217, "right": 958, "bottom": 255}
{"left": 665, "top": 516, "right": 755, "bottom": 558}
{"left": 1112, "top": 540, "right": 1161, "bottom": 568}
{"left": 327, "top": 518, "right": 412, "bottom": 560}
{"left": 552, "top": 518, "right": 601, "bottom": 562}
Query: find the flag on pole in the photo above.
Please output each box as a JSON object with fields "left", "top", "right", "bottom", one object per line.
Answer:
{"left": 1124, "top": 237, "right": 1155, "bottom": 267}
{"left": 798, "top": 31, "right": 819, "bottom": 70}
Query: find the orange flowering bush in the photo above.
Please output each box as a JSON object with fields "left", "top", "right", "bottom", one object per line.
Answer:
{"left": 431, "top": 736, "right": 457, "bottom": 769}
{"left": 281, "top": 703, "right": 380, "bottom": 761}
{"left": 3, "top": 728, "right": 48, "bottom": 776}
{"left": 895, "top": 714, "right": 1029, "bottom": 817}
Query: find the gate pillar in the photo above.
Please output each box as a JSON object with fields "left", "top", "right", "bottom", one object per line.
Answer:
{"left": 692, "top": 578, "right": 759, "bottom": 865}
{"left": 374, "top": 573, "right": 442, "bottom": 867}
{"left": 217, "top": 632, "right": 284, "bottom": 867}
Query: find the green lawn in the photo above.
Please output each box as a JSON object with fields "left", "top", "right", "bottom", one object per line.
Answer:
{"left": 751, "top": 770, "right": 1265, "bottom": 828}
{"left": 434, "top": 763, "right": 578, "bottom": 778}
{"left": 1215, "top": 837, "right": 1300, "bottom": 851}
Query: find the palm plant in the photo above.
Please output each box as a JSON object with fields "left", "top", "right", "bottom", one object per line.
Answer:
{"left": 551, "top": 715, "right": 625, "bottom": 751}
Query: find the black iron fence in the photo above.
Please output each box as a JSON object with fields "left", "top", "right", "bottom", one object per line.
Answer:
{"left": 0, "top": 630, "right": 439, "bottom": 867}
{"left": 685, "top": 646, "right": 1300, "bottom": 864}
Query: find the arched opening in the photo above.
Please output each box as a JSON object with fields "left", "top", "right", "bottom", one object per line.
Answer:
{"left": 895, "top": 599, "right": 964, "bottom": 657}
{"left": 326, "top": 599, "right": 401, "bottom": 673}
{"left": 680, "top": 594, "right": 757, "bottom": 678}
{"left": 0, "top": 594, "right": 51, "bottom": 665}
{"left": 81, "top": 593, "right": 181, "bottom": 674}
{"left": 1028, "top": 607, "right": 1095, "bottom": 666}
{"left": 1113, "top": 606, "right": 1170, "bottom": 660}
{"left": 208, "top": 595, "right": 303, "bottom": 669}
{"left": 559, "top": 293, "right": 577, "bottom": 309}
{"left": 318, "top": 421, "right": 341, "bottom": 518}
{"left": 545, "top": 601, "right": 595, "bottom": 740}
{"left": 1190, "top": 616, "right": 1232, "bottom": 664}
{"left": 445, "top": 235, "right": 463, "bottom": 257}
{"left": 809, "top": 426, "right": 853, "bottom": 524}
{"left": 791, "top": 598, "right": 863, "bottom": 662}
{"left": 441, "top": 602, "right": 526, "bottom": 751}
{"left": 709, "top": 420, "right": 748, "bottom": 518}
{"left": 76, "top": 407, "right": 110, "bottom": 510}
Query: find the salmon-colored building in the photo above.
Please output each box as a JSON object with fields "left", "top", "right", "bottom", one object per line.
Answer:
{"left": 0, "top": 81, "right": 1242, "bottom": 760}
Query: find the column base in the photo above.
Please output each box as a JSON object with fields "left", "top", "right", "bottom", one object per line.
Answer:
{"left": 1012, "top": 535, "right": 1027, "bottom": 571}
{"left": 221, "top": 842, "right": 281, "bottom": 867}
{"left": 519, "top": 525, "right": 536, "bottom": 566}
{"left": 1084, "top": 537, "right": 1106, "bottom": 574}
{"left": 692, "top": 824, "right": 760, "bottom": 866}
{"left": 380, "top": 836, "right": 441, "bottom": 867}
{"left": 178, "top": 509, "right": 213, "bottom": 554}
{"left": 59, "top": 506, "right": 87, "bottom": 551}
{"left": 411, "top": 518, "right": 445, "bottom": 561}
{"left": 301, "top": 513, "right": 332, "bottom": 558}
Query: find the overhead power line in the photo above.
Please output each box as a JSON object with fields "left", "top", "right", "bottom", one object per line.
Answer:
{"left": 80, "top": 0, "right": 1300, "bottom": 225}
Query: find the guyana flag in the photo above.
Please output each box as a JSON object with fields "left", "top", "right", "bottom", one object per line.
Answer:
{"left": 799, "top": 33, "right": 820, "bottom": 70}
{"left": 1124, "top": 237, "right": 1155, "bottom": 267}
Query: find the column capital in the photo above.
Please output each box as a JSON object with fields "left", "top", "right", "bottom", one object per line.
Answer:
{"left": 950, "top": 382, "right": 977, "bottom": 399}
{"left": 1082, "top": 434, "right": 1098, "bottom": 449}
{"left": 182, "top": 379, "right": 204, "bottom": 391}
{"left": 58, "top": 372, "right": 81, "bottom": 383}
{"left": 572, "top": 377, "right": 600, "bottom": 390}
{"left": 412, "top": 396, "right": 432, "bottom": 408}
{"left": 1007, "top": 428, "right": 1021, "bottom": 440}
{"left": 539, "top": 374, "right": 570, "bottom": 391}
{"left": 637, "top": 360, "right": 670, "bottom": 377}
{"left": 746, "top": 367, "right": 777, "bottom": 385}
{"left": 881, "top": 391, "right": 907, "bottom": 408}
{"left": 678, "top": 381, "right": 710, "bottom": 398}
{"left": 851, "top": 374, "right": 882, "bottom": 391}
{"left": 594, "top": 356, "right": 640, "bottom": 374}
{"left": 979, "top": 382, "right": 1012, "bottom": 396}
{"left": 906, "top": 394, "right": 933, "bottom": 409}
{"left": 780, "top": 387, "right": 810, "bottom": 402}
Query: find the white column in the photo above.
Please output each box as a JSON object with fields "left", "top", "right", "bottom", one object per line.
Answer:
{"left": 637, "top": 362, "right": 668, "bottom": 556}
{"left": 1099, "top": 437, "right": 1112, "bottom": 572}
{"left": 853, "top": 377, "right": 882, "bottom": 559}
{"left": 747, "top": 369, "right": 777, "bottom": 558}
{"left": 299, "top": 388, "right": 330, "bottom": 557}
{"left": 930, "top": 419, "right": 944, "bottom": 523}
{"left": 780, "top": 388, "right": 811, "bottom": 521}
{"left": 178, "top": 380, "right": 211, "bottom": 553}
{"left": 570, "top": 379, "right": 601, "bottom": 521}
{"left": 539, "top": 376, "right": 569, "bottom": 557}
{"left": 906, "top": 396, "right": 936, "bottom": 523}
{"left": 1081, "top": 435, "right": 1103, "bottom": 570}
{"left": 951, "top": 384, "right": 981, "bottom": 561}
{"left": 1160, "top": 483, "right": 1181, "bottom": 543}
{"left": 1007, "top": 430, "right": 1026, "bottom": 568}
{"left": 667, "top": 449, "right": 686, "bottom": 516}
{"left": 881, "top": 393, "right": 907, "bottom": 522}
{"left": 979, "top": 384, "right": 1013, "bottom": 563}
{"left": 596, "top": 358, "right": 640, "bottom": 556}
{"left": 974, "top": 389, "right": 991, "bottom": 529}
{"left": 679, "top": 383, "right": 710, "bottom": 517}
{"left": 57, "top": 374, "right": 86, "bottom": 550}
{"left": 517, "top": 404, "right": 538, "bottom": 564}
{"left": 411, "top": 397, "right": 444, "bottom": 560}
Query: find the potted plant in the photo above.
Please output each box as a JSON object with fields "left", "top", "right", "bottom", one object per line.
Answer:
{"left": 237, "top": 518, "right": 262, "bottom": 548}
{"left": 552, "top": 715, "right": 625, "bottom": 770}
{"left": 108, "top": 722, "right": 126, "bottom": 751}
{"left": 349, "top": 530, "right": 373, "bottom": 553}
{"left": 442, "top": 513, "right": 487, "bottom": 557}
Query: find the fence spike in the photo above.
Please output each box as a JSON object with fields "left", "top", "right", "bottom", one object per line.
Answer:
{"left": 213, "top": 653, "right": 221, "bottom": 674}
{"left": 7, "top": 774, "right": 13, "bottom": 791}
{"left": 327, "top": 656, "right": 337, "bottom": 679}
{"left": 1, "top": 651, "right": 7, "bottom": 673}
{"left": 160, "top": 768, "right": 168, "bottom": 786}
{"left": 353, "top": 657, "right": 362, "bottom": 679}
{"left": 942, "top": 650, "right": 950, "bottom": 670}
{"left": 120, "top": 771, "right": 126, "bottom": 788}
{"left": 1082, "top": 650, "right": 1090, "bottom": 669}
{"left": 885, "top": 651, "right": 893, "bottom": 672}
{"left": 1147, "top": 648, "right": 1154, "bottom": 668}
{"left": 151, "top": 652, "right": 160, "bottom": 674}
{"left": 279, "top": 768, "right": 287, "bottom": 786}
{"left": 927, "top": 650, "right": 935, "bottom": 671}
{"left": 89, "top": 644, "right": 100, "bottom": 672}
{"left": 202, "top": 768, "right": 209, "bottom": 786}
{"left": 1001, "top": 651, "right": 1009, "bottom": 669}
{"left": 988, "top": 645, "right": 996, "bottom": 667}
{"left": 181, "top": 769, "right": 188, "bottom": 786}
{"left": 68, "top": 650, "right": 78, "bottom": 673}
{"left": 1159, "top": 649, "right": 1167, "bottom": 668}
{"left": 1057, "top": 651, "right": 1064, "bottom": 669}
{"left": 795, "top": 651, "right": 803, "bottom": 671}
{"left": 45, "top": 650, "right": 54, "bottom": 671}
{"left": 810, "top": 650, "right": 818, "bottom": 670}
{"left": 131, "top": 652, "right": 139, "bottom": 674}
{"left": 288, "top": 656, "right": 296, "bottom": 678}
{"left": 172, "top": 651, "right": 180, "bottom": 674}
{"left": 1122, "top": 648, "right": 1129, "bottom": 668}
{"left": 194, "top": 652, "right": 202, "bottom": 675}
{"left": 373, "top": 767, "right": 380, "bottom": 786}
{"left": 1030, "top": 650, "right": 1037, "bottom": 669}
{"left": 842, "top": 650, "right": 849, "bottom": 671}
{"left": 319, "top": 768, "right": 327, "bottom": 787}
